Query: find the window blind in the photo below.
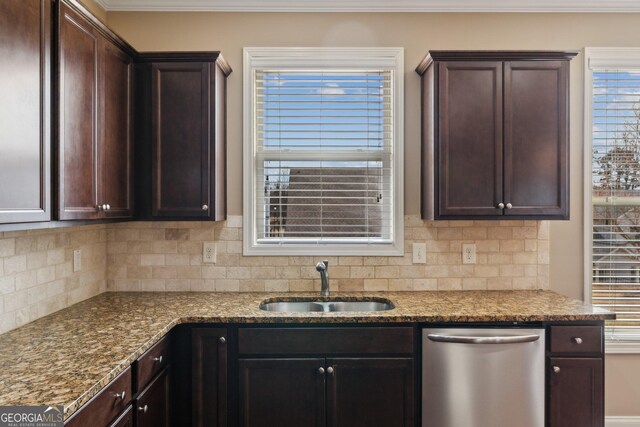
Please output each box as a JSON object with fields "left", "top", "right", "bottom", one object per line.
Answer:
{"left": 591, "top": 69, "right": 640, "bottom": 340}
{"left": 253, "top": 70, "right": 394, "bottom": 244}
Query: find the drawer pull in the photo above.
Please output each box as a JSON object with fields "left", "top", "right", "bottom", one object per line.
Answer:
{"left": 553, "top": 366, "right": 561, "bottom": 374}
{"left": 153, "top": 355, "right": 163, "bottom": 364}
{"left": 219, "top": 337, "right": 226, "bottom": 344}
{"left": 327, "top": 366, "right": 334, "bottom": 374}
{"left": 573, "top": 337, "right": 583, "bottom": 345}
{"left": 114, "top": 391, "right": 126, "bottom": 401}
{"left": 318, "top": 367, "right": 325, "bottom": 374}
{"left": 138, "top": 405, "right": 148, "bottom": 413}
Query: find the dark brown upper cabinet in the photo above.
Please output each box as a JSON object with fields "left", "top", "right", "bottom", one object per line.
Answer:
{"left": 0, "top": 0, "right": 52, "bottom": 224}
{"left": 56, "top": 0, "right": 134, "bottom": 220}
{"left": 135, "top": 53, "right": 231, "bottom": 220}
{"left": 416, "top": 51, "right": 577, "bottom": 220}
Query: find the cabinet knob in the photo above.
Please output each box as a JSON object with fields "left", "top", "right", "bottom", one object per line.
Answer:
{"left": 506, "top": 203, "right": 513, "bottom": 209}
{"left": 138, "top": 405, "right": 148, "bottom": 413}
{"left": 202, "top": 204, "right": 209, "bottom": 211}
{"left": 97, "top": 205, "right": 103, "bottom": 211}
{"left": 219, "top": 336, "right": 226, "bottom": 344}
{"left": 552, "top": 366, "right": 561, "bottom": 374}
{"left": 327, "top": 366, "right": 334, "bottom": 374}
{"left": 153, "top": 355, "right": 163, "bottom": 364}
{"left": 498, "top": 203, "right": 505, "bottom": 209}
{"left": 318, "top": 367, "right": 325, "bottom": 374}
{"left": 114, "top": 391, "right": 126, "bottom": 400}
{"left": 106, "top": 204, "right": 111, "bottom": 211}
{"left": 573, "top": 337, "right": 583, "bottom": 345}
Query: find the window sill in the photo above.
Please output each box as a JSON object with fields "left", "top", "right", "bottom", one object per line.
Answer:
{"left": 242, "top": 242, "right": 405, "bottom": 257}
{"left": 605, "top": 340, "right": 640, "bottom": 354}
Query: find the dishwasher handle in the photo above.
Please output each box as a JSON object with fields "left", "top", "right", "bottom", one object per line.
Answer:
{"left": 427, "top": 333, "right": 540, "bottom": 344}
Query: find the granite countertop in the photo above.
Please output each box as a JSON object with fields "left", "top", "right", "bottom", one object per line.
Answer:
{"left": 0, "top": 290, "right": 613, "bottom": 419}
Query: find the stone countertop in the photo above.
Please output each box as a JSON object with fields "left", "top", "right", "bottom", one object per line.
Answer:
{"left": 0, "top": 290, "right": 613, "bottom": 419}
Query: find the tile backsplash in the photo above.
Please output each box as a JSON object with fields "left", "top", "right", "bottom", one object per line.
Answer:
{"left": 0, "top": 215, "right": 549, "bottom": 333}
{"left": 0, "top": 225, "right": 106, "bottom": 333}
{"left": 106, "top": 215, "right": 549, "bottom": 293}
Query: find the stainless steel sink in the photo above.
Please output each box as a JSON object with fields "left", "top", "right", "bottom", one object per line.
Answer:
{"left": 259, "top": 299, "right": 395, "bottom": 313}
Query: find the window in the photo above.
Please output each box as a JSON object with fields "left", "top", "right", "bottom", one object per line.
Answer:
{"left": 243, "top": 48, "right": 404, "bottom": 256}
{"left": 586, "top": 48, "right": 640, "bottom": 346}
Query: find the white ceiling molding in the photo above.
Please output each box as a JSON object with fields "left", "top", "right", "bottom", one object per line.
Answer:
{"left": 96, "top": 0, "right": 640, "bottom": 12}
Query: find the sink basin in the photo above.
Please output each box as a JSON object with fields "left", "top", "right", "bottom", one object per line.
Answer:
{"left": 259, "top": 298, "right": 395, "bottom": 313}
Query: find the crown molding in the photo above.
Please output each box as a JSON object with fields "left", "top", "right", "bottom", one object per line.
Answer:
{"left": 98, "top": 0, "right": 640, "bottom": 12}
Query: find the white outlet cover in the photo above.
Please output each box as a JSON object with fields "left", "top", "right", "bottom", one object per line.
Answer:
{"left": 73, "top": 249, "right": 82, "bottom": 272}
{"left": 203, "top": 242, "right": 217, "bottom": 264}
{"left": 412, "top": 243, "right": 427, "bottom": 264}
{"left": 462, "top": 243, "right": 477, "bottom": 264}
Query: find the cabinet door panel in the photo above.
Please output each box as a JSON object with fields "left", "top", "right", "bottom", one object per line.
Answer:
{"left": 100, "top": 38, "right": 132, "bottom": 218}
{"left": 151, "top": 62, "right": 210, "bottom": 218}
{"left": 135, "top": 368, "right": 170, "bottom": 427}
{"left": 438, "top": 61, "right": 503, "bottom": 217}
{"left": 239, "top": 358, "right": 325, "bottom": 427}
{"left": 192, "top": 328, "right": 227, "bottom": 427}
{"left": 0, "top": 0, "right": 51, "bottom": 223}
{"left": 58, "top": 3, "right": 99, "bottom": 220}
{"left": 548, "top": 357, "right": 603, "bottom": 427}
{"left": 326, "top": 358, "right": 414, "bottom": 427}
{"left": 504, "top": 61, "right": 568, "bottom": 217}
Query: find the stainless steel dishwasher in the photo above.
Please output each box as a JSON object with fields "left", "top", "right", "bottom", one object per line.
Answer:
{"left": 422, "top": 328, "right": 545, "bottom": 427}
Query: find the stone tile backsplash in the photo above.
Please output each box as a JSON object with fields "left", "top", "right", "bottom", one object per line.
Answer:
{"left": 0, "top": 225, "right": 107, "bottom": 334}
{"left": 0, "top": 215, "right": 549, "bottom": 333}
{"left": 106, "top": 215, "right": 549, "bottom": 293}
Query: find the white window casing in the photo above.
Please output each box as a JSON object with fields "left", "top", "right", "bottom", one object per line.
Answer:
{"left": 243, "top": 47, "right": 404, "bottom": 256}
{"left": 584, "top": 47, "right": 640, "bottom": 351}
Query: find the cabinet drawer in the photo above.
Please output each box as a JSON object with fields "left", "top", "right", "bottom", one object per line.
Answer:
{"left": 135, "top": 334, "right": 170, "bottom": 392}
{"left": 66, "top": 366, "right": 132, "bottom": 427}
{"left": 550, "top": 326, "right": 602, "bottom": 354}
{"left": 238, "top": 327, "right": 414, "bottom": 355}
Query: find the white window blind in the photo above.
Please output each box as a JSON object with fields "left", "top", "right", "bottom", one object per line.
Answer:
{"left": 255, "top": 70, "right": 393, "bottom": 244}
{"left": 243, "top": 48, "right": 404, "bottom": 256}
{"left": 591, "top": 67, "right": 640, "bottom": 340}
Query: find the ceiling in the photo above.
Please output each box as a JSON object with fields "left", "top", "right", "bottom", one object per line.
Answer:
{"left": 94, "top": 0, "right": 640, "bottom": 12}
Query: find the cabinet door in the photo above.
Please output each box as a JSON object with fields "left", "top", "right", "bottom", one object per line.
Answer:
{"left": 135, "top": 368, "right": 170, "bottom": 427}
{"left": 108, "top": 407, "right": 133, "bottom": 427}
{"left": 326, "top": 358, "right": 414, "bottom": 427}
{"left": 192, "top": 328, "right": 227, "bottom": 427}
{"left": 151, "top": 62, "right": 212, "bottom": 218}
{"left": 99, "top": 37, "right": 133, "bottom": 218}
{"left": 504, "top": 61, "right": 569, "bottom": 218}
{"left": 239, "top": 358, "right": 326, "bottom": 427}
{"left": 437, "top": 61, "right": 503, "bottom": 217}
{"left": 548, "top": 357, "right": 603, "bottom": 427}
{"left": 57, "top": 2, "right": 100, "bottom": 220}
{"left": 0, "top": 0, "right": 51, "bottom": 224}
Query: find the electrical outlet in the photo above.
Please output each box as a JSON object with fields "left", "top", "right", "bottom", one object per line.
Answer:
{"left": 203, "top": 242, "right": 217, "bottom": 264}
{"left": 73, "top": 249, "right": 82, "bottom": 272}
{"left": 412, "top": 243, "right": 427, "bottom": 264}
{"left": 462, "top": 244, "right": 476, "bottom": 265}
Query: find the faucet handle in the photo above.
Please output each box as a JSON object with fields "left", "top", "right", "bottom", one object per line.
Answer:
{"left": 323, "top": 259, "right": 329, "bottom": 270}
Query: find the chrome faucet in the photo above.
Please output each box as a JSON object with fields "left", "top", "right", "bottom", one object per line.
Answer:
{"left": 316, "top": 260, "right": 330, "bottom": 298}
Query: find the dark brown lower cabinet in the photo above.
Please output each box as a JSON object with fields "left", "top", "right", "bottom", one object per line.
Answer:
{"left": 548, "top": 357, "right": 604, "bottom": 427}
{"left": 134, "top": 368, "right": 170, "bottom": 427}
{"left": 238, "top": 357, "right": 414, "bottom": 427}
{"left": 239, "top": 358, "right": 326, "bottom": 427}
{"left": 192, "top": 328, "right": 228, "bottom": 427}
{"left": 327, "top": 358, "right": 414, "bottom": 427}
